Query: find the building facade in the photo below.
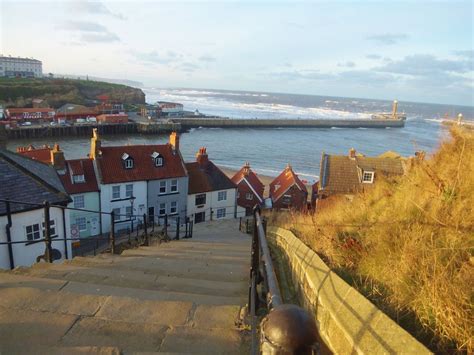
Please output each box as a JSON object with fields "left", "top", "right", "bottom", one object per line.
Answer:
{"left": 231, "top": 162, "right": 265, "bottom": 216}
{"left": 186, "top": 147, "right": 238, "bottom": 223}
{"left": 270, "top": 164, "right": 308, "bottom": 211}
{"left": 0, "top": 149, "right": 71, "bottom": 270}
{"left": 0, "top": 56, "right": 42, "bottom": 78}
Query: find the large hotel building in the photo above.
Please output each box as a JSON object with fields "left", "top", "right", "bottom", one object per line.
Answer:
{"left": 0, "top": 55, "right": 42, "bottom": 78}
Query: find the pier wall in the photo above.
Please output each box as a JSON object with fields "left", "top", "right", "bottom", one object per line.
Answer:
{"left": 173, "top": 118, "right": 405, "bottom": 129}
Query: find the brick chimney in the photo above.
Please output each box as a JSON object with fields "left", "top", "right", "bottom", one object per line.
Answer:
{"left": 170, "top": 131, "right": 179, "bottom": 152}
{"left": 196, "top": 147, "right": 209, "bottom": 168}
{"left": 50, "top": 144, "right": 66, "bottom": 172}
{"left": 349, "top": 148, "right": 356, "bottom": 159}
{"left": 243, "top": 162, "right": 250, "bottom": 176}
{"left": 90, "top": 128, "right": 101, "bottom": 159}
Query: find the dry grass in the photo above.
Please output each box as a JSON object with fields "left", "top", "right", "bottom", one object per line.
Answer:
{"left": 269, "top": 127, "right": 474, "bottom": 353}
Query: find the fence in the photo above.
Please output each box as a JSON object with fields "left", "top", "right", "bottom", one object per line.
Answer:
{"left": 0, "top": 198, "right": 193, "bottom": 269}
{"left": 248, "top": 206, "right": 319, "bottom": 354}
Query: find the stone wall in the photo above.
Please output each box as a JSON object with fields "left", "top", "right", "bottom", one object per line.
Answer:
{"left": 268, "top": 227, "right": 431, "bottom": 354}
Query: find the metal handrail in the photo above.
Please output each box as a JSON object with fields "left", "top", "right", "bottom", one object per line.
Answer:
{"left": 249, "top": 206, "right": 319, "bottom": 354}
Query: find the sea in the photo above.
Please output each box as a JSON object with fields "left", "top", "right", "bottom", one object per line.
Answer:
{"left": 7, "top": 88, "right": 474, "bottom": 185}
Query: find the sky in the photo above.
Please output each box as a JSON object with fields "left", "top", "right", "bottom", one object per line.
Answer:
{"left": 0, "top": 0, "right": 473, "bottom": 106}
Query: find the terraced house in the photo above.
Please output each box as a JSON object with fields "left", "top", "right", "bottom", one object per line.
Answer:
{"left": 90, "top": 130, "right": 188, "bottom": 233}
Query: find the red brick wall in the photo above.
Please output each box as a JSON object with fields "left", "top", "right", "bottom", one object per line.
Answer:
{"left": 273, "top": 184, "right": 307, "bottom": 211}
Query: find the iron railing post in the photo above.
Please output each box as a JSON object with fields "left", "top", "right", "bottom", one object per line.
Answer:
{"left": 189, "top": 221, "right": 193, "bottom": 238}
{"left": 110, "top": 211, "right": 116, "bottom": 254}
{"left": 143, "top": 213, "right": 149, "bottom": 245}
{"left": 176, "top": 216, "right": 180, "bottom": 240}
{"left": 5, "top": 199, "right": 14, "bottom": 269}
{"left": 239, "top": 217, "right": 242, "bottom": 231}
{"left": 43, "top": 201, "right": 53, "bottom": 263}
{"left": 184, "top": 217, "right": 189, "bottom": 238}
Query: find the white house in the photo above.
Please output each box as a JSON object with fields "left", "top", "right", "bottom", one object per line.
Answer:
{"left": 185, "top": 147, "right": 239, "bottom": 223}
{"left": 0, "top": 149, "right": 71, "bottom": 270}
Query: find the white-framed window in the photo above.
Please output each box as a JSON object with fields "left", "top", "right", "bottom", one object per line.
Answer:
{"left": 216, "top": 208, "right": 226, "bottom": 219}
{"left": 246, "top": 192, "right": 253, "bottom": 200}
{"left": 73, "top": 195, "right": 85, "bottom": 208}
{"left": 125, "top": 206, "right": 132, "bottom": 219}
{"left": 41, "top": 220, "right": 57, "bottom": 238}
{"left": 25, "top": 223, "right": 41, "bottom": 241}
{"left": 195, "top": 193, "right": 206, "bottom": 206}
{"left": 159, "top": 203, "right": 166, "bottom": 216}
{"left": 124, "top": 158, "right": 134, "bottom": 169}
{"left": 159, "top": 181, "right": 166, "bottom": 194}
{"left": 76, "top": 217, "right": 87, "bottom": 231}
{"left": 125, "top": 184, "right": 133, "bottom": 198}
{"left": 170, "top": 179, "right": 178, "bottom": 192}
{"left": 362, "top": 171, "right": 375, "bottom": 183}
{"left": 155, "top": 157, "right": 163, "bottom": 167}
{"left": 73, "top": 174, "right": 85, "bottom": 183}
{"left": 218, "top": 191, "right": 227, "bottom": 201}
{"left": 170, "top": 201, "right": 178, "bottom": 214}
{"left": 112, "top": 185, "right": 120, "bottom": 199}
{"left": 113, "top": 208, "right": 121, "bottom": 221}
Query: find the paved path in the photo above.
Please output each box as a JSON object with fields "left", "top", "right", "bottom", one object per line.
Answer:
{"left": 0, "top": 219, "right": 251, "bottom": 354}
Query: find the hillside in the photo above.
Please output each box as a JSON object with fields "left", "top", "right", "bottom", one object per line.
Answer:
{"left": 0, "top": 77, "right": 146, "bottom": 108}
{"left": 270, "top": 127, "right": 473, "bottom": 353}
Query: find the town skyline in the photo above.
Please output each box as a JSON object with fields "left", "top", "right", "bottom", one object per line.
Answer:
{"left": 1, "top": 0, "right": 473, "bottom": 106}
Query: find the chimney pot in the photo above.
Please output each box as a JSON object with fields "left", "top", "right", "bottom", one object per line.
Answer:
{"left": 170, "top": 131, "right": 180, "bottom": 152}
{"left": 196, "top": 146, "right": 209, "bottom": 167}
{"left": 349, "top": 148, "right": 356, "bottom": 159}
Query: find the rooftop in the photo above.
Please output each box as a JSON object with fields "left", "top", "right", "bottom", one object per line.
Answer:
{"left": 269, "top": 165, "right": 307, "bottom": 202}
{"left": 231, "top": 163, "right": 265, "bottom": 202}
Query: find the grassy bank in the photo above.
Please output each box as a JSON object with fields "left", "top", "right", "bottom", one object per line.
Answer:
{"left": 0, "top": 77, "right": 146, "bottom": 108}
{"left": 269, "top": 127, "right": 473, "bottom": 353}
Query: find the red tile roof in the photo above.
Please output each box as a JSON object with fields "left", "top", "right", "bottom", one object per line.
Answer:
{"left": 97, "top": 144, "right": 187, "bottom": 184}
{"left": 269, "top": 165, "right": 307, "bottom": 202}
{"left": 231, "top": 163, "right": 265, "bottom": 201}
{"left": 16, "top": 145, "right": 52, "bottom": 164}
{"left": 59, "top": 159, "right": 99, "bottom": 194}
{"left": 6, "top": 108, "right": 54, "bottom": 114}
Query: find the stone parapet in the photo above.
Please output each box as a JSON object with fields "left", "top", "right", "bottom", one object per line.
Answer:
{"left": 268, "top": 227, "right": 431, "bottom": 354}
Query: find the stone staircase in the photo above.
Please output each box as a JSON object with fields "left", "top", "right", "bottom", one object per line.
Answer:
{"left": 0, "top": 220, "right": 251, "bottom": 354}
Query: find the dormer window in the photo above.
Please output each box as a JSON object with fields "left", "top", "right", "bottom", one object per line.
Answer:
{"left": 122, "top": 153, "right": 134, "bottom": 169}
{"left": 151, "top": 152, "right": 163, "bottom": 167}
{"left": 362, "top": 171, "right": 374, "bottom": 183}
{"left": 72, "top": 174, "right": 85, "bottom": 183}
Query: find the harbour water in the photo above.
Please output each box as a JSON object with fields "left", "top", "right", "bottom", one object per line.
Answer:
{"left": 7, "top": 88, "right": 473, "bottom": 184}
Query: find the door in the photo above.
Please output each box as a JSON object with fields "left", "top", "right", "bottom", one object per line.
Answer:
{"left": 90, "top": 217, "right": 99, "bottom": 236}
{"left": 195, "top": 212, "right": 206, "bottom": 224}
{"left": 148, "top": 207, "right": 155, "bottom": 223}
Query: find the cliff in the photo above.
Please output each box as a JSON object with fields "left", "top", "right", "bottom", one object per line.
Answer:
{"left": 0, "top": 77, "right": 146, "bottom": 108}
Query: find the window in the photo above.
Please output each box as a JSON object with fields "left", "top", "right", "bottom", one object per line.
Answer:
{"left": 246, "top": 192, "right": 253, "bottom": 200}
{"left": 41, "top": 220, "right": 57, "bottom": 238}
{"left": 113, "top": 208, "right": 121, "bottom": 221}
{"left": 155, "top": 157, "right": 163, "bottom": 167}
{"left": 125, "top": 159, "right": 133, "bottom": 169}
{"left": 362, "top": 171, "right": 374, "bottom": 183}
{"left": 170, "top": 201, "right": 178, "bottom": 214}
{"left": 218, "top": 191, "right": 227, "bottom": 201}
{"left": 112, "top": 186, "right": 120, "bottom": 199}
{"left": 26, "top": 223, "right": 41, "bottom": 241}
{"left": 216, "top": 208, "right": 226, "bottom": 219}
{"left": 76, "top": 217, "right": 87, "bottom": 231}
{"left": 73, "top": 195, "right": 85, "bottom": 209}
{"left": 159, "top": 181, "right": 166, "bottom": 194}
{"left": 125, "top": 184, "right": 133, "bottom": 198}
{"left": 170, "top": 179, "right": 178, "bottom": 192}
{"left": 159, "top": 203, "right": 166, "bottom": 216}
{"left": 73, "top": 174, "right": 85, "bottom": 183}
{"left": 195, "top": 193, "right": 206, "bottom": 206}
{"left": 125, "top": 206, "right": 132, "bottom": 219}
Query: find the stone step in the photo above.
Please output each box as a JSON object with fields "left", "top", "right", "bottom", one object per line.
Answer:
{"left": 0, "top": 287, "right": 245, "bottom": 354}
{"left": 11, "top": 262, "right": 247, "bottom": 297}
{"left": 0, "top": 272, "right": 245, "bottom": 305}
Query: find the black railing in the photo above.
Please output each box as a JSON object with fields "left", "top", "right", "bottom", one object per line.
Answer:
{"left": 0, "top": 198, "right": 193, "bottom": 268}
{"left": 249, "top": 206, "right": 318, "bottom": 354}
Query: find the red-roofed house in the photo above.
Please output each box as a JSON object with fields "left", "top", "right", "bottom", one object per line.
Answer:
{"left": 269, "top": 165, "right": 308, "bottom": 211}
{"left": 17, "top": 144, "right": 101, "bottom": 239}
{"left": 185, "top": 147, "right": 238, "bottom": 223}
{"left": 231, "top": 162, "right": 265, "bottom": 216}
{"left": 90, "top": 130, "right": 188, "bottom": 233}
